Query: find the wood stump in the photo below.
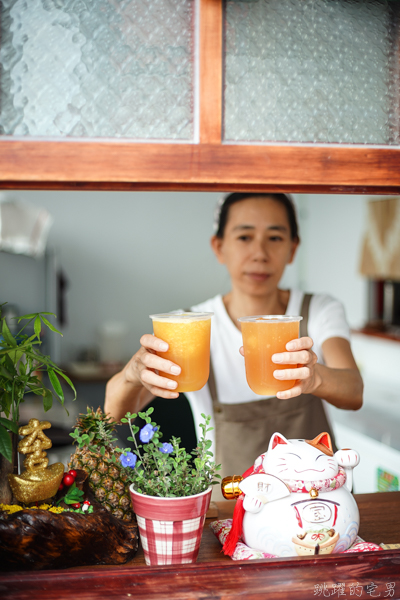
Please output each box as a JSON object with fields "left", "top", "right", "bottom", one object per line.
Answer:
{"left": 0, "top": 470, "right": 138, "bottom": 571}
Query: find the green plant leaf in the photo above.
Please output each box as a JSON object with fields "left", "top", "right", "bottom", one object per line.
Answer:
{"left": 43, "top": 389, "right": 53, "bottom": 412}
{"left": 40, "top": 315, "right": 62, "bottom": 336}
{"left": 17, "top": 313, "right": 37, "bottom": 320}
{"left": 1, "top": 319, "right": 17, "bottom": 347}
{"left": 47, "top": 369, "right": 64, "bottom": 401}
{"left": 18, "top": 360, "right": 26, "bottom": 376}
{"left": 57, "top": 482, "right": 84, "bottom": 505}
{"left": 0, "top": 417, "right": 19, "bottom": 434}
{"left": 4, "top": 354, "right": 17, "bottom": 376}
{"left": 0, "top": 366, "right": 13, "bottom": 380}
{"left": 0, "top": 424, "right": 13, "bottom": 463}
{"left": 56, "top": 370, "right": 76, "bottom": 400}
{"left": 34, "top": 315, "right": 41, "bottom": 340}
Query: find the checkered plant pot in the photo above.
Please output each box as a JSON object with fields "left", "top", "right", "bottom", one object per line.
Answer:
{"left": 129, "top": 485, "right": 212, "bottom": 565}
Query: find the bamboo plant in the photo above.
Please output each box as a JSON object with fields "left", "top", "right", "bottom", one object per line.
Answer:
{"left": 0, "top": 303, "right": 76, "bottom": 465}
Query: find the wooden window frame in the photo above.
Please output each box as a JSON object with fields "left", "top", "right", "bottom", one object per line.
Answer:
{"left": 1, "top": 0, "right": 400, "bottom": 194}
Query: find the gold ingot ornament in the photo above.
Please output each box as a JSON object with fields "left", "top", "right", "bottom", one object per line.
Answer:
{"left": 8, "top": 419, "right": 64, "bottom": 504}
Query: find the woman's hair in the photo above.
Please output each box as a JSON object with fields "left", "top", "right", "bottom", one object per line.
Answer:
{"left": 214, "top": 193, "right": 299, "bottom": 241}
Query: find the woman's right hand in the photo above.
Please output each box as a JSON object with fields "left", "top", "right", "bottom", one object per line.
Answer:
{"left": 123, "top": 334, "right": 181, "bottom": 399}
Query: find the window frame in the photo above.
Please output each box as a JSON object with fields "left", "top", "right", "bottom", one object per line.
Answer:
{"left": 1, "top": 0, "right": 399, "bottom": 194}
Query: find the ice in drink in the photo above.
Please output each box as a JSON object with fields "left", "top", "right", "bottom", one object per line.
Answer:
{"left": 150, "top": 312, "right": 213, "bottom": 393}
{"left": 238, "top": 316, "right": 302, "bottom": 396}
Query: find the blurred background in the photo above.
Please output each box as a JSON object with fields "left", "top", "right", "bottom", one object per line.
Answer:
{"left": 1, "top": 190, "right": 400, "bottom": 493}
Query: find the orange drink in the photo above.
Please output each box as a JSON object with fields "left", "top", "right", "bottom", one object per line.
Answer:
{"left": 150, "top": 312, "right": 213, "bottom": 392}
{"left": 238, "top": 316, "right": 303, "bottom": 396}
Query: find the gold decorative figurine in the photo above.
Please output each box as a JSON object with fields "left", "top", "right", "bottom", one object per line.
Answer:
{"left": 8, "top": 419, "right": 64, "bottom": 504}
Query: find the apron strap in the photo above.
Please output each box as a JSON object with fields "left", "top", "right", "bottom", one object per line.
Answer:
{"left": 300, "top": 293, "right": 312, "bottom": 339}
{"left": 208, "top": 354, "right": 219, "bottom": 410}
{"left": 208, "top": 292, "right": 313, "bottom": 408}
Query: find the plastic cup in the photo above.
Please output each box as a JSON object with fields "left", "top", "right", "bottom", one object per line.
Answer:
{"left": 238, "top": 315, "right": 303, "bottom": 396}
{"left": 149, "top": 312, "right": 213, "bottom": 392}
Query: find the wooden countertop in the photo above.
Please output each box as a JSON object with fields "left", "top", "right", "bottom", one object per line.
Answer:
{"left": 1, "top": 492, "right": 400, "bottom": 600}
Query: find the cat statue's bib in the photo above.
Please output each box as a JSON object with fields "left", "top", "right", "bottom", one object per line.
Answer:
{"left": 223, "top": 431, "right": 360, "bottom": 557}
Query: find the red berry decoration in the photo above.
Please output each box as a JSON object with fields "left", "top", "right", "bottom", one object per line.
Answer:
{"left": 68, "top": 469, "right": 77, "bottom": 479}
{"left": 58, "top": 482, "right": 64, "bottom": 491}
{"left": 63, "top": 473, "right": 75, "bottom": 486}
{"left": 72, "top": 503, "right": 81, "bottom": 509}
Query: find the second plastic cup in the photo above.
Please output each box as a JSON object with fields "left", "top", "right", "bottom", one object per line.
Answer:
{"left": 238, "top": 315, "right": 303, "bottom": 396}
{"left": 150, "top": 312, "right": 213, "bottom": 393}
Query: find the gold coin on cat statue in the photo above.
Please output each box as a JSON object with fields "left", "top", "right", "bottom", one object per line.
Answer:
{"left": 221, "top": 475, "right": 244, "bottom": 499}
{"left": 8, "top": 419, "right": 64, "bottom": 504}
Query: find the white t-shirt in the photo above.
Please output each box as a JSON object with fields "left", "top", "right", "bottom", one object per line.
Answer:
{"left": 186, "top": 291, "right": 351, "bottom": 451}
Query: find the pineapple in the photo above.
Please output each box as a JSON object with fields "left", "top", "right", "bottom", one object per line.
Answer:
{"left": 68, "top": 407, "right": 134, "bottom": 522}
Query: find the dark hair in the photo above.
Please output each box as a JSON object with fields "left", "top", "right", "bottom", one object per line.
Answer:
{"left": 215, "top": 193, "right": 299, "bottom": 241}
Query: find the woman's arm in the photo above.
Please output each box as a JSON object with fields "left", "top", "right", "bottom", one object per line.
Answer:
{"left": 271, "top": 336, "right": 363, "bottom": 410}
{"left": 104, "top": 334, "right": 181, "bottom": 422}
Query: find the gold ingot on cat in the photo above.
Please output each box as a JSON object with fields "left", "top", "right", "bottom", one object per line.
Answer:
{"left": 221, "top": 475, "right": 244, "bottom": 499}
{"left": 8, "top": 419, "right": 64, "bottom": 504}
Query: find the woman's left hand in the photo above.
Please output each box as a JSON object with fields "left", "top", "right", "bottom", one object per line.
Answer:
{"left": 239, "top": 336, "right": 322, "bottom": 399}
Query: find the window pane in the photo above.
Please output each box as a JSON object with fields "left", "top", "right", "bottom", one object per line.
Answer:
{"left": 224, "top": 0, "right": 400, "bottom": 144}
{"left": 0, "top": 0, "right": 194, "bottom": 140}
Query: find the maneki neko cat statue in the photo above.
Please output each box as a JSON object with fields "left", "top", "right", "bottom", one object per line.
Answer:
{"left": 222, "top": 431, "right": 360, "bottom": 557}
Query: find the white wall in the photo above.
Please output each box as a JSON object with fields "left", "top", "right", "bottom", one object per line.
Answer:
{"left": 1, "top": 190, "right": 372, "bottom": 364}
{"left": 296, "top": 194, "right": 369, "bottom": 330}
{"left": 3, "top": 191, "right": 226, "bottom": 362}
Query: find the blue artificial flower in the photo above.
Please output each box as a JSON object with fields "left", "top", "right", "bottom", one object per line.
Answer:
{"left": 160, "top": 442, "right": 173, "bottom": 454}
{"left": 140, "top": 423, "right": 155, "bottom": 443}
{"left": 120, "top": 452, "right": 137, "bottom": 469}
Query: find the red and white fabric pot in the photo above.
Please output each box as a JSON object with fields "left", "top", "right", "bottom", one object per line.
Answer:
{"left": 129, "top": 485, "right": 212, "bottom": 566}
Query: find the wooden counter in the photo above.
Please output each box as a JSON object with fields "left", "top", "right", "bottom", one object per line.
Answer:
{"left": 1, "top": 492, "right": 400, "bottom": 600}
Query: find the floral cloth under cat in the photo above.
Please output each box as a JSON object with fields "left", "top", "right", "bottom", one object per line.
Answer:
{"left": 210, "top": 518, "right": 382, "bottom": 560}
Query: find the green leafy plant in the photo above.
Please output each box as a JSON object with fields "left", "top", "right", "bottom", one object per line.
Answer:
{"left": 0, "top": 303, "right": 76, "bottom": 463}
{"left": 56, "top": 482, "right": 84, "bottom": 506}
{"left": 117, "top": 407, "right": 221, "bottom": 498}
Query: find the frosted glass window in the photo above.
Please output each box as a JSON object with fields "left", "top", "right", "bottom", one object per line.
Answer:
{"left": 0, "top": 0, "right": 194, "bottom": 140}
{"left": 224, "top": 0, "right": 400, "bottom": 144}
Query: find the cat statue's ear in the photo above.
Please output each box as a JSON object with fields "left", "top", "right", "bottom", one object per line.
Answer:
{"left": 306, "top": 432, "right": 334, "bottom": 457}
{"left": 268, "top": 432, "right": 290, "bottom": 451}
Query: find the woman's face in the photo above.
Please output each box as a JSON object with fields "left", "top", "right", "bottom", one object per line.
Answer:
{"left": 211, "top": 196, "right": 299, "bottom": 297}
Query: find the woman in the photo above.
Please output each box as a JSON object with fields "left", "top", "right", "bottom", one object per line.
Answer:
{"left": 105, "top": 193, "right": 363, "bottom": 490}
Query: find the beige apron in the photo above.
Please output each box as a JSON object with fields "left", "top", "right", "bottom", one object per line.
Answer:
{"left": 208, "top": 294, "right": 337, "bottom": 500}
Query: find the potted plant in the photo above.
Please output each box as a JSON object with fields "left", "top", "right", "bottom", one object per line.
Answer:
{"left": 118, "top": 407, "right": 221, "bottom": 565}
{"left": 0, "top": 303, "right": 76, "bottom": 503}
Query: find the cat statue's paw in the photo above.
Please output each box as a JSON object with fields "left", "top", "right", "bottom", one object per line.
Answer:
{"left": 335, "top": 448, "right": 360, "bottom": 492}
{"left": 335, "top": 448, "right": 360, "bottom": 469}
{"left": 243, "top": 495, "right": 264, "bottom": 514}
